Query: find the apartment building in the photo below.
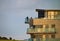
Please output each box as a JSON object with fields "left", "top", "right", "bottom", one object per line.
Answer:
{"left": 25, "top": 9, "right": 60, "bottom": 41}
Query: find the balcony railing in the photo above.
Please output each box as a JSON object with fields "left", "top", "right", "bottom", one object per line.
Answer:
{"left": 27, "top": 28, "right": 56, "bottom": 34}
{"left": 26, "top": 38, "right": 60, "bottom": 41}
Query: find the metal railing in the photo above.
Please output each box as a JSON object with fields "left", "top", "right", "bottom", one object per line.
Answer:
{"left": 27, "top": 38, "right": 60, "bottom": 41}
{"left": 27, "top": 28, "right": 56, "bottom": 33}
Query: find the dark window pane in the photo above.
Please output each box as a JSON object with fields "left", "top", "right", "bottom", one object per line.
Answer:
{"left": 52, "top": 24, "right": 55, "bottom": 28}
{"left": 51, "top": 34, "right": 55, "bottom": 38}
{"left": 38, "top": 10, "right": 45, "bottom": 18}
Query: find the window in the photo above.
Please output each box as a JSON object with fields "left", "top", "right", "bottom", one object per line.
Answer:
{"left": 39, "top": 25, "right": 43, "bottom": 28}
{"left": 38, "top": 25, "right": 43, "bottom": 28}
{"left": 45, "top": 25, "right": 49, "bottom": 32}
{"left": 55, "top": 12, "right": 60, "bottom": 19}
{"left": 51, "top": 34, "right": 55, "bottom": 38}
{"left": 36, "top": 35, "right": 43, "bottom": 38}
{"left": 48, "top": 11, "right": 51, "bottom": 19}
{"left": 35, "top": 25, "right": 43, "bottom": 32}
{"left": 31, "top": 25, "right": 35, "bottom": 29}
{"left": 51, "top": 24, "right": 55, "bottom": 28}
{"left": 31, "top": 35, "right": 35, "bottom": 38}
{"left": 45, "top": 25, "right": 49, "bottom": 28}
{"left": 47, "top": 11, "right": 55, "bottom": 19}
{"left": 33, "top": 25, "right": 35, "bottom": 28}
{"left": 38, "top": 10, "right": 45, "bottom": 18}
{"left": 45, "top": 35, "right": 49, "bottom": 38}
{"left": 51, "top": 24, "right": 56, "bottom": 32}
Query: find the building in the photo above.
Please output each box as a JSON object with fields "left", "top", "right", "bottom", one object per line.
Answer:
{"left": 25, "top": 9, "right": 60, "bottom": 41}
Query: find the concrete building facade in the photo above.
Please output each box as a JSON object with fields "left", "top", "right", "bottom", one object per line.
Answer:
{"left": 25, "top": 9, "right": 60, "bottom": 41}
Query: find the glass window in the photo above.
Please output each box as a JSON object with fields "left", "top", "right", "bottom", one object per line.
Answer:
{"left": 51, "top": 12, "right": 54, "bottom": 15}
{"left": 51, "top": 34, "right": 55, "bottom": 38}
{"left": 32, "top": 25, "right": 35, "bottom": 29}
{"left": 36, "top": 35, "right": 43, "bottom": 38}
{"left": 48, "top": 11, "right": 51, "bottom": 15}
{"left": 33, "top": 25, "right": 35, "bottom": 28}
{"left": 45, "top": 35, "right": 49, "bottom": 38}
{"left": 48, "top": 11, "right": 51, "bottom": 19}
{"left": 54, "top": 12, "right": 58, "bottom": 19}
{"left": 47, "top": 11, "right": 55, "bottom": 19}
{"left": 55, "top": 12, "right": 60, "bottom": 19}
{"left": 45, "top": 25, "right": 49, "bottom": 32}
{"left": 39, "top": 25, "right": 43, "bottom": 28}
{"left": 51, "top": 24, "right": 55, "bottom": 28}
{"left": 51, "top": 24, "right": 56, "bottom": 32}
{"left": 51, "top": 12, "right": 54, "bottom": 19}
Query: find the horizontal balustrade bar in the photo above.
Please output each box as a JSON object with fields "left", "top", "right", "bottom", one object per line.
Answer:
{"left": 27, "top": 28, "right": 56, "bottom": 34}
{"left": 27, "top": 38, "right": 60, "bottom": 41}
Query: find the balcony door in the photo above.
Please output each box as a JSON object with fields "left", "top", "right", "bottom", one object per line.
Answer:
{"left": 36, "top": 35, "right": 42, "bottom": 41}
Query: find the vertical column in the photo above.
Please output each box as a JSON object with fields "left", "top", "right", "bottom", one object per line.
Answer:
{"left": 43, "top": 35, "right": 46, "bottom": 41}
{"left": 49, "top": 34, "right": 52, "bottom": 38}
{"left": 43, "top": 25, "right": 45, "bottom": 32}
{"left": 51, "top": 11, "right": 54, "bottom": 19}
{"left": 43, "top": 35, "right": 46, "bottom": 38}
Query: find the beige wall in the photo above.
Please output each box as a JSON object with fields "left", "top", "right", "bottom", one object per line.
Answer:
{"left": 33, "top": 19, "right": 60, "bottom": 38}
{"left": 33, "top": 19, "right": 58, "bottom": 25}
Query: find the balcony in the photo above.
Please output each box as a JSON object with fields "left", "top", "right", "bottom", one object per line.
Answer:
{"left": 25, "top": 38, "right": 60, "bottom": 41}
{"left": 27, "top": 28, "right": 56, "bottom": 34}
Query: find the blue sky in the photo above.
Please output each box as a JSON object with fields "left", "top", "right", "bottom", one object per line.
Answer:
{"left": 0, "top": 0, "right": 60, "bottom": 40}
